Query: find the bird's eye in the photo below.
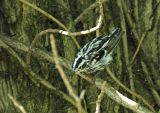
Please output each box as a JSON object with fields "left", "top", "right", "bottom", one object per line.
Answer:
{"left": 91, "top": 50, "right": 105, "bottom": 62}
{"left": 96, "top": 50, "right": 105, "bottom": 60}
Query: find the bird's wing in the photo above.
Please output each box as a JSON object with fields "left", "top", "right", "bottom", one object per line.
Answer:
{"left": 85, "top": 28, "right": 121, "bottom": 56}
{"left": 100, "top": 28, "right": 121, "bottom": 54}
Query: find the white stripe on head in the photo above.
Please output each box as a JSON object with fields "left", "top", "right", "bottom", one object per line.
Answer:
{"left": 72, "top": 56, "right": 81, "bottom": 69}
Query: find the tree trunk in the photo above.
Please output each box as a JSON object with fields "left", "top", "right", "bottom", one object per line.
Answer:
{"left": 0, "top": 0, "right": 159, "bottom": 113}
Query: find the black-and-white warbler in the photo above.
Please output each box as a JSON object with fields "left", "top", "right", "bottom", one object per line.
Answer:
{"left": 72, "top": 28, "right": 121, "bottom": 73}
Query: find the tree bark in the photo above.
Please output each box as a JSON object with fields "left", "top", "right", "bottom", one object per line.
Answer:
{"left": 0, "top": 0, "right": 159, "bottom": 113}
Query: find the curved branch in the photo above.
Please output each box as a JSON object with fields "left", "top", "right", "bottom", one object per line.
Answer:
{"left": 29, "top": 0, "right": 103, "bottom": 49}
{"left": 27, "top": 0, "right": 103, "bottom": 65}
{"left": 74, "top": 0, "right": 108, "bottom": 24}
{"left": 19, "top": 0, "right": 80, "bottom": 50}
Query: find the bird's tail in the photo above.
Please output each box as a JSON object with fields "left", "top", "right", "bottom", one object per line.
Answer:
{"left": 104, "top": 28, "right": 122, "bottom": 54}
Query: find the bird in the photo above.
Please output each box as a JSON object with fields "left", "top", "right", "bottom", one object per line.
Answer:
{"left": 72, "top": 28, "right": 121, "bottom": 73}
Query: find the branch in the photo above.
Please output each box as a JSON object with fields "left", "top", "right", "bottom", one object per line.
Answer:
{"left": 106, "top": 67, "right": 155, "bottom": 112}
{"left": 117, "top": 0, "right": 136, "bottom": 101}
{"left": 8, "top": 94, "right": 27, "bottom": 113}
{"left": 95, "top": 82, "right": 106, "bottom": 113}
{"left": 19, "top": 0, "right": 104, "bottom": 63}
{"left": 120, "top": 0, "right": 139, "bottom": 43}
{"left": 74, "top": 0, "right": 107, "bottom": 24}
{"left": 130, "top": 33, "right": 146, "bottom": 65}
{"left": 77, "top": 73, "right": 155, "bottom": 113}
{"left": 19, "top": 0, "right": 80, "bottom": 49}
{"left": 0, "top": 37, "right": 75, "bottom": 107}
{"left": 50, "top": 34, "right": 77, "bottom": 99}
{"left": 28, "top": 0, "right": 103, "bottom": 53}
{"left": 1, "top": 35, "right": 155, "bottom": 113}
{"left": 50, "top": 34, "right": 86, "bottom": 113}
{"left": 141, "top": 61, "right": 160, "bottom": 107}
{"left": 19, "top": 0, "right": 66, "bottom": 30}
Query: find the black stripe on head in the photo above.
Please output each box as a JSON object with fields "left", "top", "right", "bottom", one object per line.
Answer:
{"left": 82, "top": 42, "right": 90, "bottom": 53}
{"left": 72, "top": 56, "right": 86, "bottom": 70}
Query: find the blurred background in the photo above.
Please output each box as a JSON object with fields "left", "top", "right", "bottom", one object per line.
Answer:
{"left": 0, "top": 0, "right": 159, "bottom": 113}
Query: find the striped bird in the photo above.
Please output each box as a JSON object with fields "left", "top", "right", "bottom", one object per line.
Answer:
{"left": 72, "top": 28, "right": 121, "bottom": 73}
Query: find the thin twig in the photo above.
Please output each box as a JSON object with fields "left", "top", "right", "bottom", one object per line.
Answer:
{"left": 50, "top": 34, "right": 78, "bottom": 100}
{"left": 19, "top": 0, "right": 66, "bottom": 30}
{"left": 50, "top": 34, "right": 86, "bottom": 113}
{"left": 133, "top": 0, "right": 139, "bottom": 21}
{"left": 130, "top": 33, "right": 146, "bottom": 64}
{"left": 117, "top": 0, "right": 136, "bottom": 101}
{"left": 121, "top": 0, "right": 139, "bottom": 43}
{"left": 141, "top": 61, "right": 160, "bottom": 107}
{"left": 8, "top": 94, "right": 27, "bottom": 113}
{"left": 74, "top": 0, "right": 107, "bottom": 24}
{"left": 95, "top": 82, "right": 106, "bottom": 113}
